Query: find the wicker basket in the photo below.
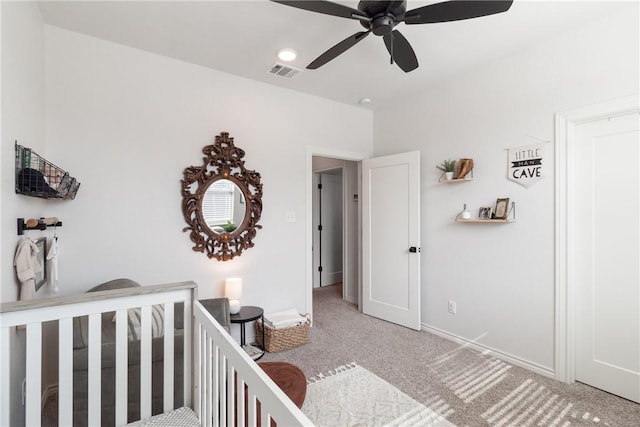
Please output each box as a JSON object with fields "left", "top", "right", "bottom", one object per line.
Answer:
{"left": 255, "top": 315, "right": 310, "bottom": 353}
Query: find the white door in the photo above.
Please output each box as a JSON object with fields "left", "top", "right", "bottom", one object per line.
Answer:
{"left": 319, "top": 171, "right": 344, "bottom": 286}
{"left": 362, "top": 151, "right": 421, "bottom": 330}
{"left": 573, "top": 111, "right": 639, "bottom": 403}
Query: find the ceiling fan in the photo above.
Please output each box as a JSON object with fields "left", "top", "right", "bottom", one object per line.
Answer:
{"left": 271, "top": 0, "right": 514, "bottom": 72}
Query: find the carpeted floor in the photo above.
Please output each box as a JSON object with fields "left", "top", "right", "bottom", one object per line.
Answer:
{"left": 260, "top": 284, "right": 640, "bottom": 426}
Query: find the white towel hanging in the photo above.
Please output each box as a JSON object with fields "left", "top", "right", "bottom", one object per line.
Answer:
{"left": 46, "top": 236, "right": 59, "bottom": 293}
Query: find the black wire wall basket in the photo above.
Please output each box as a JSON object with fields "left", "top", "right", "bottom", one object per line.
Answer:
{"left": 15, "top": 142, "right": 80, "bottom": 200}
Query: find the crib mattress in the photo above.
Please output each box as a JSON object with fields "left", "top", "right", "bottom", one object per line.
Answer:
{"left": 125, "top": 406, "right": 199, "bottom": 426}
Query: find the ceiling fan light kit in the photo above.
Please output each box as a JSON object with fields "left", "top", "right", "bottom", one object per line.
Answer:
{"left": 271, "top": 0, "right": 514, "bottom": 72}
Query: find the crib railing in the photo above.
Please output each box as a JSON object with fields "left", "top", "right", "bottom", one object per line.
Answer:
{"left": 0, "top": 281, "right": 196, "bottom": 426}
{"left": 1, "top": 281, "right": 312, "bottom": 427}
{"left": 193, "top": 301, "right": 313, "bottom": 427}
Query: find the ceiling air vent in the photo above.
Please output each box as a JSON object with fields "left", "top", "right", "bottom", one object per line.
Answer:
{"left": 267, "top": 63, "right": 302, "bottom": 79}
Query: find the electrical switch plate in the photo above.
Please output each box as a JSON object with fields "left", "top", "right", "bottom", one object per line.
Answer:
{"left": 448, "top": 300, "right": 457, "bottom": 314}
{"left": 285, "top": 210, "right": 296, "bottom": 223}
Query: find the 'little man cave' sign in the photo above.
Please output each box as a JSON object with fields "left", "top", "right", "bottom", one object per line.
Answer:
{"left": 507, "top": 142, "right": 546, "bottom": 188}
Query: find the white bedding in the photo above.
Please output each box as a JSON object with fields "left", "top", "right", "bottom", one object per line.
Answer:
{"left": 125, "top": 406, "right": 199, "bottom": 426}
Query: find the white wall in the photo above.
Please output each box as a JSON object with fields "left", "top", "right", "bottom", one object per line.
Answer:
{"left": 1, "top": 3, "right": 47, "bottom": 424}
{"left": 1, "top": 1, "right": 47, "bottom": 301}
{"left": 373, "top": 4, "right": 639, "bottom": 373}
{"left": 40, "top": 26, "right": 372, "bottom": 319}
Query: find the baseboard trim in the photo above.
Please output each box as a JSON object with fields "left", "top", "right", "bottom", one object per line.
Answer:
{"left": 421, "top": 323, "right": 555, "bottom": 379}
{"left": 42, "top": 383, "right": 58, "bottom": 410}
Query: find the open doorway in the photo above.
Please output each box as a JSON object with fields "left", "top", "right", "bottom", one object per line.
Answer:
{"left": 305, "top": 147, "right": 421, "bottom": 330}
{"left": 310, "top": 155, "right": 361, "bottom": 310}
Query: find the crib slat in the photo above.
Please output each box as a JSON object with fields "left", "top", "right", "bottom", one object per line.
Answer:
{"left": 227, "top": 362, "right": 235, "bottom": 427}
{"left": 219, "top": 356, "right": 227, "bottom": 427}
{"left": 88, "top": 313, "right": 102, "bottom": 426}
{"left": 183, "top": 299, "right": 192, "bottom": 409}
{"left": 26, "top": 323, "right": 42, "bottom": 426}
{"left": 140, "top": 305, "right": 152, "bottom": 419}
{"left": 260, "top": 404, "right": 270, "bottom": 427}
{"left": 212, "top": 342, "right": 219, "bottom": 427}
{"left": 237, "top": 376, "right": 246, "bottom": 427}
{"left": 59, "top": 318, "right": 73, "bottom": 426}
{"left": 204, "top": 335, "right": 212, "bottom": 427}
{"left": 163, "top": 302, "right": 174, "bottom": 412}
{"left": 196, "top": 325, "right": 202, "bottom": 426}
{"left": 199, "top": 327, "right": 207, "bottom": 426}
{"left": 247, "top": 392, "right": 257, "bottom": 427}
{"left": 193, "top": 322, "right": 202, "bottom": 421}
{"left": 115, "top": 309, "right": 128, "bottom": 426}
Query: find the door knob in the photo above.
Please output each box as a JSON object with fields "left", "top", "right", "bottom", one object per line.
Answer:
{"left": 409, "top": 247, "right": 420, "bottom": 253}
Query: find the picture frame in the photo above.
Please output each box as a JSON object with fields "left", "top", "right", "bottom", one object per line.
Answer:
{"left": 478, "top": 207, "right": 492, "bottom": 219}
{"left": 34, "top": 237, "right": 47, "bottom": 291}
{"left": 494, "top": 198, "right": 510, "bottom": 220}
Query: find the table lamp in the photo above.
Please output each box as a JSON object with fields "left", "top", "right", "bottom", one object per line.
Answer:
{"left": 225, "top": 278, "right": 243, "bottom": 314}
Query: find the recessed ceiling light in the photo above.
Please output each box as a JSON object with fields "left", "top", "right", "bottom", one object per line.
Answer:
{"left": 277, "top": 48, "right": 297, "bottom": 62}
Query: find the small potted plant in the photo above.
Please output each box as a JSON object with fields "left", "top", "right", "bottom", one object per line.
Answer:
{"left": 436, "top": 159, "right": 457, "bottom": 180}
{"left": 223, "top": 221, "right": 237, "bottom": 233}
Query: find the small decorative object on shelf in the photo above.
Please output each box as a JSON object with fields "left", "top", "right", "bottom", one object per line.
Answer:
{"left": 438, "top": 158, "right": 474, "bottom": 183}
{"left": 494, "top": 198, "right": 510, "bottom": 220}
{"left": 478, "top": 206, "right": 493, "bottom": 219}
{"left": 436, "top": 159, "right": 457, "bottom": 181}
{"left": 459, "top": 204, "right": 472, "bottom": 219}
{"left": 456, "top": 201, "right": 516, "bottom": 223}
{"left": 455, "top": 158, "right": 474, "bottom": 180}
{"left": 15, "top": 142, "right": 80, "bottom": 200}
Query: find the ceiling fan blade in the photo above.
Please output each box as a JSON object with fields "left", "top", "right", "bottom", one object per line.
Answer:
{"left": 270, "top": 1, "right": 370, "bottom": 21}
{"left": 307, "top": 31, "right": 371, "bottom": 70}
{"left": 404, "top": 0, "right": 513, "bottom": 25}
{"left": 383, "top": 30, "right": 419, "bottom": 73}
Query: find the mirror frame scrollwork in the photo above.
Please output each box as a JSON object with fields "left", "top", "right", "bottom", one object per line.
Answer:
{"left": 181, "top": 132, "right": 263, "bottom": 261}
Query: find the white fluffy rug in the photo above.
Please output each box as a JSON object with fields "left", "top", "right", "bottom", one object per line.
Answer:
{"left": 302, "top": 363, "right": 455, "bottom": 427}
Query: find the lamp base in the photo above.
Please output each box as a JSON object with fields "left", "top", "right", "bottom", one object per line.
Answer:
{"left": 229, "top": 299, "right": 241, "bottom": 314}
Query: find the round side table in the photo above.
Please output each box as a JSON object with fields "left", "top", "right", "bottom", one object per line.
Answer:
{"left": 230, "top": 306, "right": 265, "bottom": 360}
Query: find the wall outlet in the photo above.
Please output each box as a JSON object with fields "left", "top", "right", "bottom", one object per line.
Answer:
{"left": 448, "top": 300, "right": 457, "bottom": 314}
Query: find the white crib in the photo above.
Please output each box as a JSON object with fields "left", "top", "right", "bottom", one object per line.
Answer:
{"left": 0, "top": 281, "right": 313, "bottom": 426}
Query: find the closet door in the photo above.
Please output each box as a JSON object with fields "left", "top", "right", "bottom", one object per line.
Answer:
{"left": 573, "top": 111, "right": 639, "bottom": 403}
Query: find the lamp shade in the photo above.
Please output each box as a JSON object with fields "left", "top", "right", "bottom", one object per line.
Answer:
{"left": 225, "top": 278, "right": 243, "bottom": 300}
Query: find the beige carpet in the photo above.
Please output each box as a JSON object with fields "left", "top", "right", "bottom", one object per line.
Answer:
{"left": 302, "top": 362, "right": 454, "bottom": 427}
{"left": 260, "top": 284, "right": 640, "bottom": 426}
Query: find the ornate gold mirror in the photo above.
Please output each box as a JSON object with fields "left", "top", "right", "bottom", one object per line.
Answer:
{"left": 182, "top": 132, "right": 262, "bottom": 261}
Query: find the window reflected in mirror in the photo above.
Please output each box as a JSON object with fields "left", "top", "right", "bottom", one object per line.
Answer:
{"left": 202, "top": 179, "right": 246, "bottom": 234}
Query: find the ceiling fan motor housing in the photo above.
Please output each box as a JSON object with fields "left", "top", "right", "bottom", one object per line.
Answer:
{"left": 358, "top": 0, "right": 407, "bottom": 36}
